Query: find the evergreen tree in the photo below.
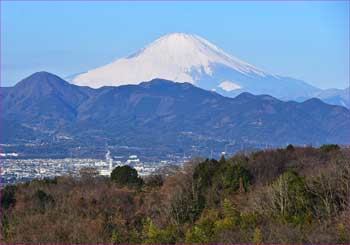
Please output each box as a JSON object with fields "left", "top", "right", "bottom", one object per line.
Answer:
{"left": 110, "top": 165, "right": 143, "bottom": 187}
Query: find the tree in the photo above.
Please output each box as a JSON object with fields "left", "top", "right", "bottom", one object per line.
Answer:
{"left": 307, "top": 160, "right": 350, "bottom": 221}
{"left": 320, "top": 144, "right": 340, "bottom": 153}
{"left": 1, "top": 185, "right": 16, "bottom": 209}
{"left": 269, "top": 171, "right": 310, "bottom": 223}
{"left": 185, "top": 217, "right": 216, "bottom": 244}
{"left": 161, "top": 159, "right": 203, "bottom": 225}
{"left": 34, "top": 189, "right": 54, "bottom": 212}
{"left": 336, "top": 223, "right": 349, "bottom": 243}
{"left": 219, "top": 155, "right": 226, "bottom": 164}
{"left": 144, "top": 174, "right": 163, "bottom": 188}
{"left": 286, "top": 144, "right": 295, "bottom": 151}
{"left": 222, "top": 198, "right": 237, "bottom": 219}
{"left": 110, "top": 165, "right": 143, "bottom": 187}
{"left": 215, "top": 163, "right": 252, "bottom": 193}
{"left": 214, "top": 199, "right": 240, "bottom": 231}
{"left": 253, "top": 227, "right": 263, "bottom": 244}
{"left": 142, "top": 218, "right": 177, "bottom": 244}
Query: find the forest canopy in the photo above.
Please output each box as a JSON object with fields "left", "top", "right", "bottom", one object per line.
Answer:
{"left": 1, "top": 144, "right": 349, "bottom": 244}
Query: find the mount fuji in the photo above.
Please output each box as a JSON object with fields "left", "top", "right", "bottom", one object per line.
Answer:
{"left": 72, "top": 33, "right": 321, "bottom": 101}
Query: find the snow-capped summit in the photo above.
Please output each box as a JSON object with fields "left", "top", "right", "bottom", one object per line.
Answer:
{"left": 72, "top": 33, "right": 320, "bottom": 99}
{"left": 73, "top": 33, "right": 267, "bottom": 87}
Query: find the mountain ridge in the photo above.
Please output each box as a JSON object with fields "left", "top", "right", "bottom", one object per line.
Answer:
{"left": 2, "top": 72, "right": 349, "bottom": 152}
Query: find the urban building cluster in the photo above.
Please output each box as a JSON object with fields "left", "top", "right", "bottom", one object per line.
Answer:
{"left": 1, "top": 151, "right": 182, "bottom": 186}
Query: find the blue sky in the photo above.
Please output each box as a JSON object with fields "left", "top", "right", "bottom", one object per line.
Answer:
{"left": 1, "top": 1, "right": 349, "bottom": 89}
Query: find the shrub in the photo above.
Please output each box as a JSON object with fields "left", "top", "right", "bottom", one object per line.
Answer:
{"left": 320, "top": 144, "right": 340, "bottom": 153}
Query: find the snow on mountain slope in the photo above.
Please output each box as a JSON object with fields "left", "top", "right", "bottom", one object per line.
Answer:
{"left": 315, "top": 87, "right": 349, "bottom": 108}
{"left": 74, "top": 33, "right": 267, "bottom": 87}
{"left": 72, "top": 33, "right": 320, "bottom": 100}
{"left": 218, "top": 81, "right": 242, "bottom": 91}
